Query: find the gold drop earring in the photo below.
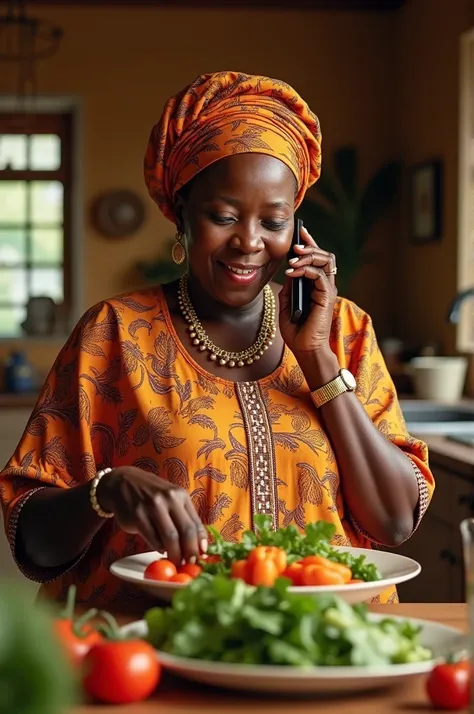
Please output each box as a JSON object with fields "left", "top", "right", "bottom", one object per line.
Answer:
{"left": 172, "top": 231, "right": 186, "bottom": 265}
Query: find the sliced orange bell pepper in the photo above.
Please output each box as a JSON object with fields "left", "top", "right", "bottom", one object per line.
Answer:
{"left": 247, "top": 546, "right": 287, "bottom": 574}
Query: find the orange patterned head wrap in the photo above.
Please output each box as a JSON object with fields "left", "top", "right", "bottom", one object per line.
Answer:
{"left": 144, "top": 71, "right": 322, "bottom": 223}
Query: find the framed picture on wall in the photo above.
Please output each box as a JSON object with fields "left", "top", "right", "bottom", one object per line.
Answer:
{"left": 409, "top": 159, "right": 443, "bottom": 243}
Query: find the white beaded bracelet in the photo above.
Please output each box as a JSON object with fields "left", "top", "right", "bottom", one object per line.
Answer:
{"left": 90, "top": 468, "right": 114, "bottom": 519}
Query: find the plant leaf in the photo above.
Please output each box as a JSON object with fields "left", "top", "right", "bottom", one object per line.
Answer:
{"left": 296, "top": 200, "right": 344, "bottom": 253}
{"left": 334, "top": 146, "right": 358, "bottom": 199}
{"left": 356, "top": 161, "right": 402, "bottom": 249}
{"left": 312, "top": 169, "right": 342, "bottom": 208}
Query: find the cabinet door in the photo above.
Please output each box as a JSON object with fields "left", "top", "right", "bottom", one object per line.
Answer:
{"left": 428, "top": 464, "right": 456, "bottom": 525}
{"left": 397, "top": 515, "right": 454, "bottom": 602}
{"left": 428, "top": 464, "right": 473, "bottom": 601}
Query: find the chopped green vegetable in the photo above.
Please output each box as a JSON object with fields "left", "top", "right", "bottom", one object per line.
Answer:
{"left": 145, "top": 576, "right": 432, "bottom": 667}
{"left": 0, "top": 582, "right": 79, "bottom": 713}
{"left": 203, "top": 515, "right": 381, "bottom": 582}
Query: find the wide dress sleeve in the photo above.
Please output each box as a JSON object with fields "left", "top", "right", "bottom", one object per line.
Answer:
{"left": 330, "top": 298, "right": 435, "bottom": 544}
{"left": 0, "top": 300, "right": 123, "bottom": 582}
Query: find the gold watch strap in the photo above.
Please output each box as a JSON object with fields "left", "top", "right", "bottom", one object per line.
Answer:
{"left": 311, "top": 374, "right": 348, "bottom": 408}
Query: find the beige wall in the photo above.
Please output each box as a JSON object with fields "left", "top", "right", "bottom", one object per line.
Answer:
{"left": 394, "top": 0, "right": 474, "bottom": 351}
{"left": 1, "top": 5, "right": 397, "bottom": 373}
{"left": 2, "top": 1, "right": 473, "bottom": 373}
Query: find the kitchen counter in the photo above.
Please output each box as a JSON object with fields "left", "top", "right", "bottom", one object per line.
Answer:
{"left": 421, "top": 434, "right": 474, "bottom": 476}
{"left": 73, "top": 603, "right": 466, "bottom": 714}
{"left": 0, "top": 392, "right": 39, "bottom": 409}
{"left": 399, "top": 396, "right": 474, "bottom": 474}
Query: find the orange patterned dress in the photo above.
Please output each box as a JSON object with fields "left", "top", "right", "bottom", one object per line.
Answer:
{"left": 0, "top": 287, "right": 434, "bottom": 605}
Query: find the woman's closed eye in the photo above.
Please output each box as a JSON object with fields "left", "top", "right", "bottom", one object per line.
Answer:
{"left": 262, "top": 219, "right": 289, "bottom": 232}
{"left": 209, "top": 213, "right": 236, "bottom": 225}
{"left": 208, "top": 213, "right": 289, "bottom": 231}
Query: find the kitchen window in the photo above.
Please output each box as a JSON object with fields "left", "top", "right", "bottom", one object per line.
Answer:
{"left": 457, "top": 29, "right": 474, "bottom": 351}
{"left": 0, "top": 112, "right": 73, "bottom": 338}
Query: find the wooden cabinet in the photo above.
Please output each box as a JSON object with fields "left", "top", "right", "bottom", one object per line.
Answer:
{"left": 396, "top": 516, "right": 454, "bottom": 602}
{"left": 396, "top": 461, "right": 471, "bottom": 603}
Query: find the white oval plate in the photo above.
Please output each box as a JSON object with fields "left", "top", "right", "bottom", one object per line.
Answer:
{"left": 122, "top": 615, "right": 465, "bottom": 695}
{"left": 110, "top": 547, "right": 421, "bottom": 604}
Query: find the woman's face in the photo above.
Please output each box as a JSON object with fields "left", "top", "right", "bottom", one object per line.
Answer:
{"left": 175, "top": 153, "right": 296, "bottom": 308}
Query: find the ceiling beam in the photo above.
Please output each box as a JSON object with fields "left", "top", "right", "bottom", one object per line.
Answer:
{"left": 25, "top": 0, "right": 406, "bottom": 10}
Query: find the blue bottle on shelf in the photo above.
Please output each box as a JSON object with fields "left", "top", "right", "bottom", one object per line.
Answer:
{"left": 4, "top": 351, "right": 35, "bottom": 394}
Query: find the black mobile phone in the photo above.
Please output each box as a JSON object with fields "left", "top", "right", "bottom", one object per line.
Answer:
{"left": 290, "top": 218, "right": 309, "bottom": 323}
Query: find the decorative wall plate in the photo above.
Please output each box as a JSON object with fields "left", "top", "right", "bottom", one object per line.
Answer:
{"left": 92, "top": 190, "right": 145, "bottom": 238}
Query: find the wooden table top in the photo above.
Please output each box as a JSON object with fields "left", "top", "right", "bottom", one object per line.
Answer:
{"left": 73, "top": 602, "right": 469, "bottom": 714}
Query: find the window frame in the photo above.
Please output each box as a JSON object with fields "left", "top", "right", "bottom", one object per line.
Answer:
{"left": 457, "top": 28, "right": 474, "bottom": 351}
{"left": 0, "top": 96, "right": 83, "bottom": 341}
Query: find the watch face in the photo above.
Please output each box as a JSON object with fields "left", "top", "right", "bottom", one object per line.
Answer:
{"left": 340, "top": 368, "right": 357, "bottom": 390}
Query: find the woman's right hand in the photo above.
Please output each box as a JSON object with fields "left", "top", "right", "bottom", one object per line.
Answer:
{"left": 96, "top": 466, "right": 208, "bottom": 566}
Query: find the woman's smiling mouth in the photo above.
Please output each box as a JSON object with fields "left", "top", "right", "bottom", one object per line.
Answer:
{"left": 217, "top": 261, "right": 263, "bottom": 285}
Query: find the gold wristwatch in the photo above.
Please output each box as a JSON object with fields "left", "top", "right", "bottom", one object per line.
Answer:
{"left": 310, "top": 368, "right": 357, "bottom": 408}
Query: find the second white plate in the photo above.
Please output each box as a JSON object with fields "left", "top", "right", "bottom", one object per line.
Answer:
{"left": 122, "top": 615, "right": 465, "bottom": 695}
{"left": 110, "top": 546, "right": 421, "bottom": 604}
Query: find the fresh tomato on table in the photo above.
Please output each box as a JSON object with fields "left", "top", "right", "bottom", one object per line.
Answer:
{"left": 83, "top": 611, "right": 161, "bottom": 705}
{"left": 54, "top": 585, "right": 102, "bottom": 665}
{"left": 426, "top": 658, "right": 471, "bottom": 710}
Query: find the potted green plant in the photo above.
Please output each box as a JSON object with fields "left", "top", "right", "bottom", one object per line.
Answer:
{"left": 137, "top": 246, "right": 185, "bottom": 285}
{"left": 288, "top": 146, "right": 402, "bottom": 295}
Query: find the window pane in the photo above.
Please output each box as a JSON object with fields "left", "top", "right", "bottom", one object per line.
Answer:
{"left": 30, "top": 267, "right": 63, "bottom": 302}
{"left": 30, "top": 134, "right": 61, "bottom": 170}
{"left": 31, "top": 181, "right": 63, "bottom": 224}
{"left": 0, "top": 229, "right": 25, "bottom": 264}
{"left": 0, "top": 182, "right": 27, "bottom": 223}
{"left": 0, "top": 306, "right": 25, "bottom": 338}
{"left": 0, "top": 267, "right": 27, "bottom": 303}
{"left": 31, "top": 227, "right": 63, "bottom": 263}
{"left": 0, "top": 135, "right": 27, "bottom": 170}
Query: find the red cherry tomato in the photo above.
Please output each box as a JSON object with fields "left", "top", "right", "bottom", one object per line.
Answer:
{"left": 54, "top": 618, "right": 102, "bottom": 666}
{"left": 169, "top": 573, "right": 193, "bottom": 584}
{"left": 83, "top": 639, "right": 161, "bottom": 704}
{"left": 426, "top": 660, "right": 471, "bottom": 711}
{"left": 178, "top": 563, "right": 202, "bottom": 579}
{"left": 144, "top": 559, "right": 177, "bottom": 582}
{"left": 54, "top": 584, "right": 102, "bottom": 665}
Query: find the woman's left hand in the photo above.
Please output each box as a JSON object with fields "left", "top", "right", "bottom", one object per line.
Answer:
{"left": 279, "top": 225, "right": 337, "bottom": 357}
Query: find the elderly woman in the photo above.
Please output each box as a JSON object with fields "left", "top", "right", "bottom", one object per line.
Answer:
{"left": 0, "top": 72, "right": 433, "bottom": 606}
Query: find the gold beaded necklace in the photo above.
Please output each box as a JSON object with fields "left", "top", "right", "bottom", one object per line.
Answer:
{"left": 177, "top": 275, "right": 277, "bottom": 368}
